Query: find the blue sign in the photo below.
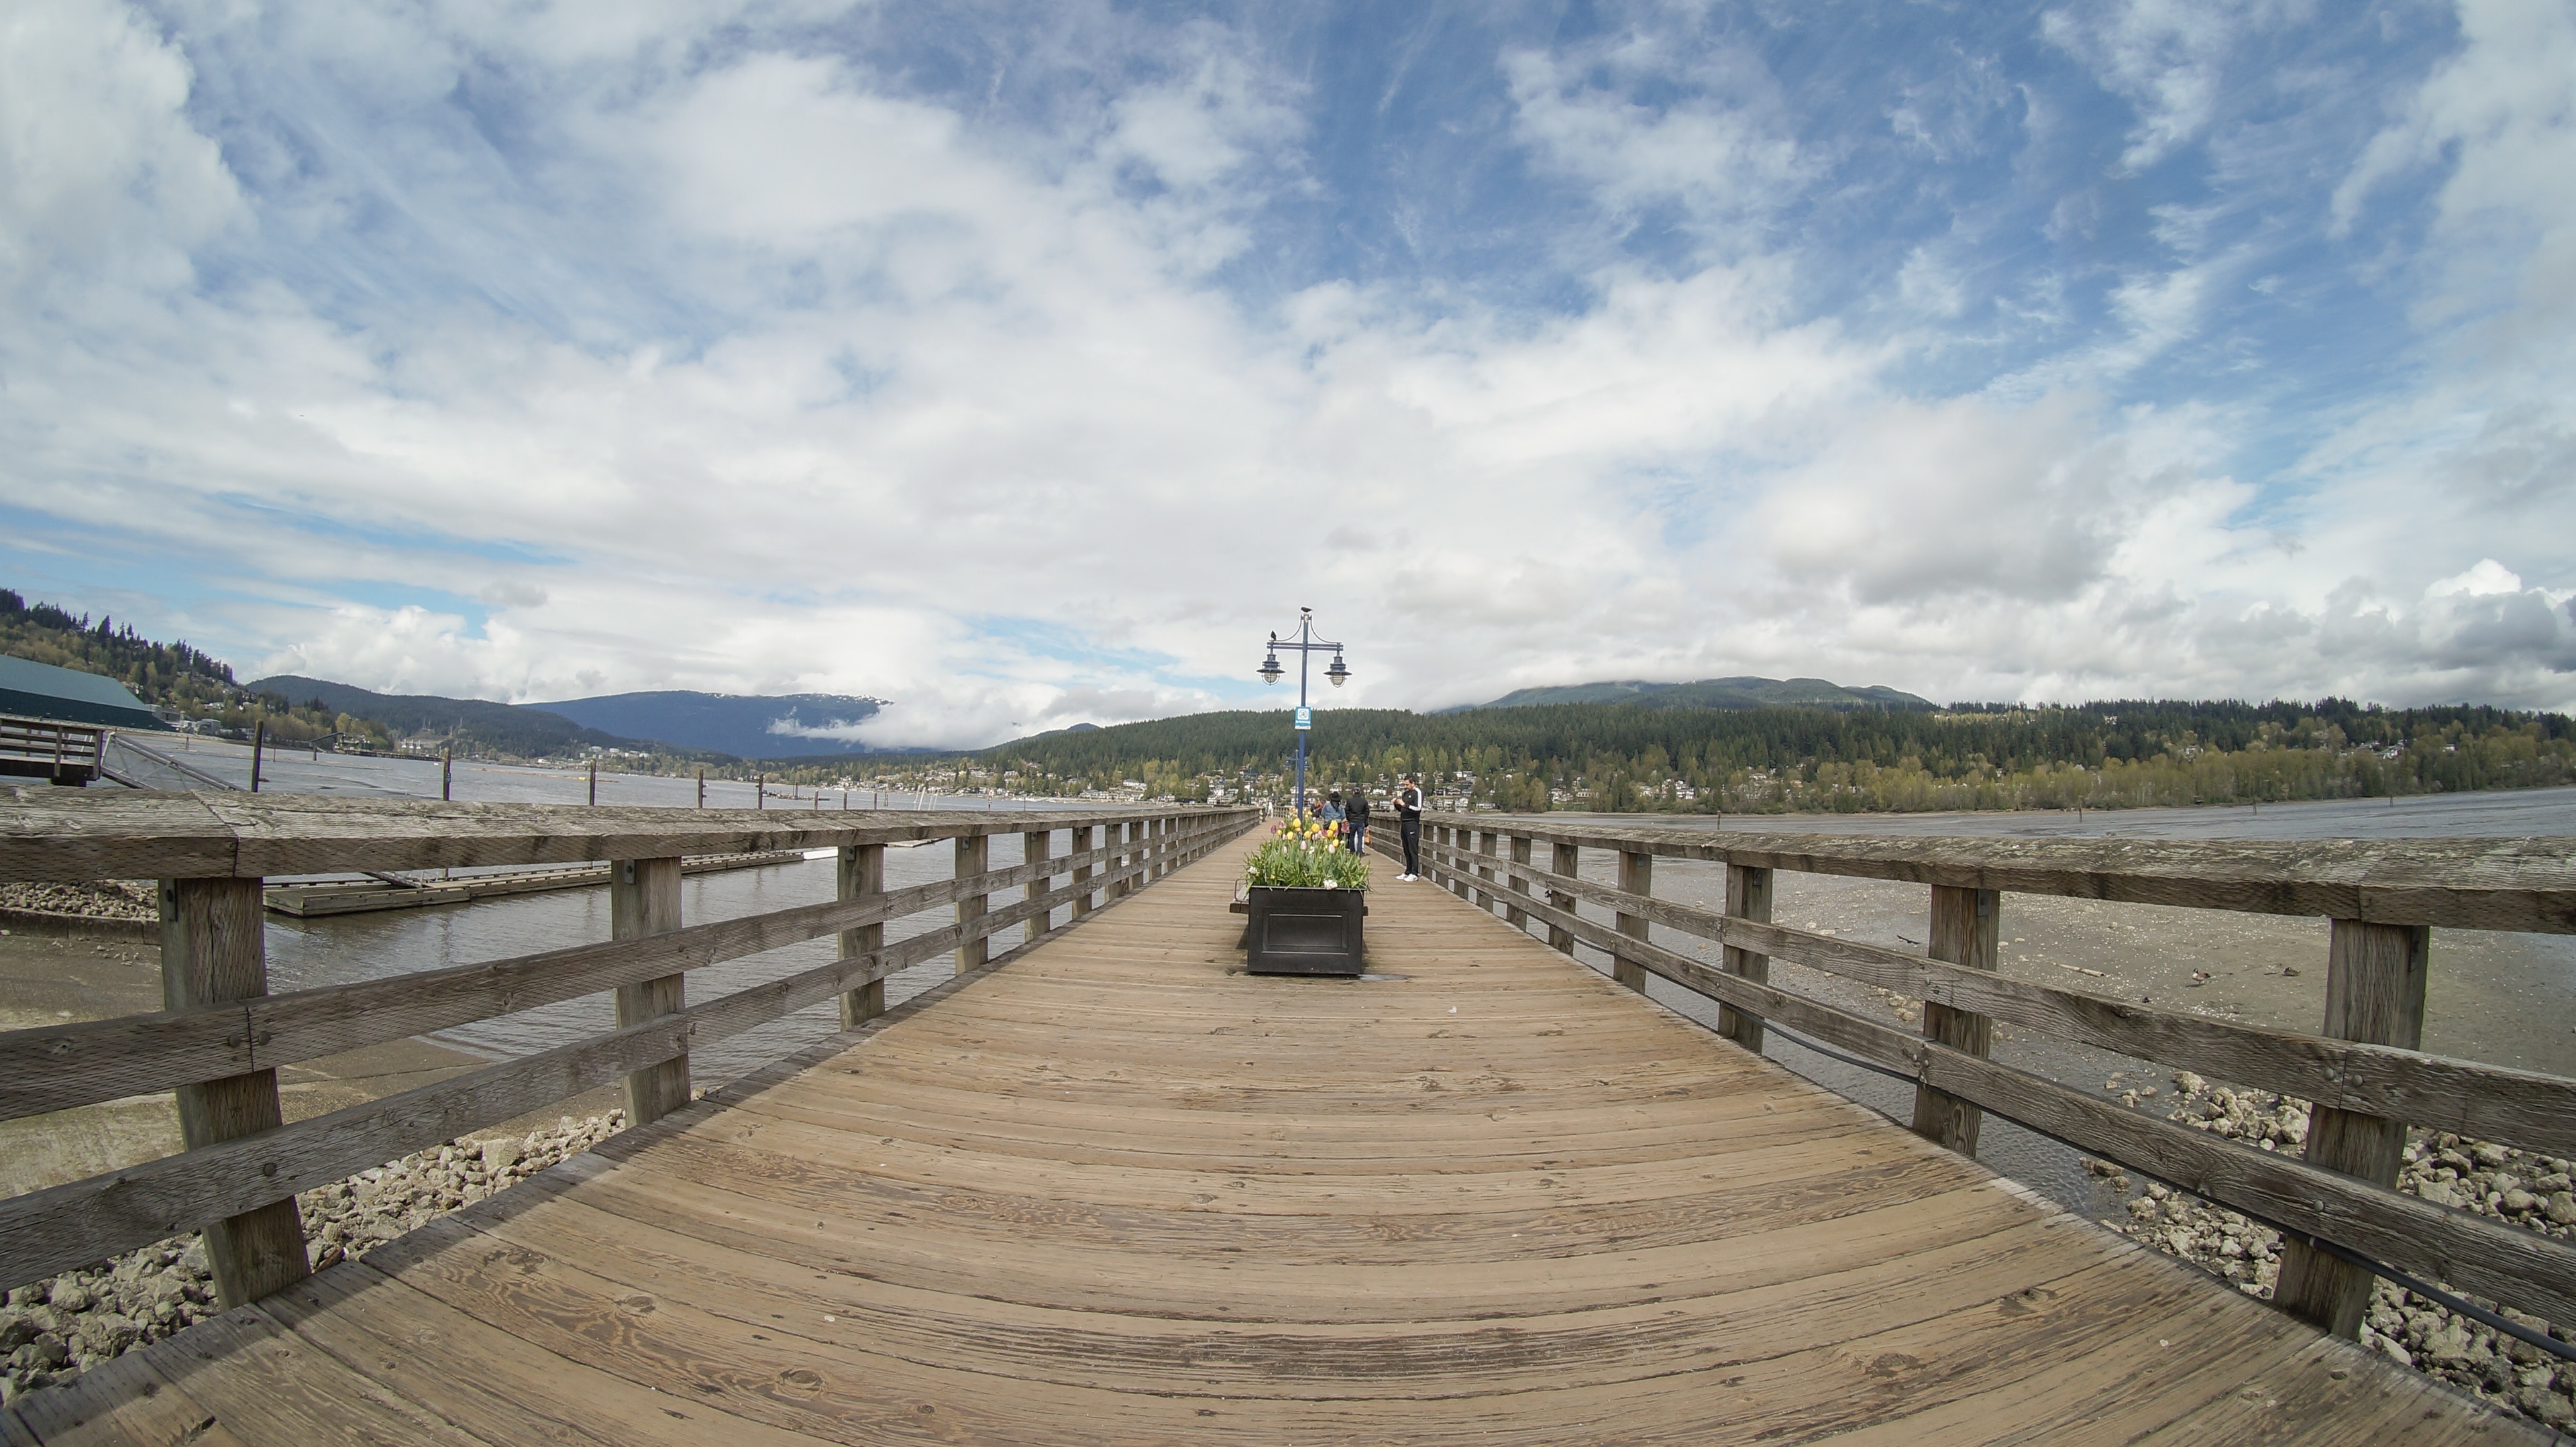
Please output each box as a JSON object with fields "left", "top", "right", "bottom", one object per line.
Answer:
{"left": 1294, "top": 706, "right": 1312, "bottom": 731}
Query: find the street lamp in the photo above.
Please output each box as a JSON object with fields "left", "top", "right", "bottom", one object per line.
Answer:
{"left": 1256, "top": 606, "right": 1350, "bottom": 817}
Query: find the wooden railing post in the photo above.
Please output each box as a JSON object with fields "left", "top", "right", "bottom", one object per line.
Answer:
{"left": 1475, "top": 831, "right": 1498, "bottom": 910}
{"left": 1024, "top": 828, "right": 1054, "bottom": 943}
{"left": 613, "top": 857, "right": 689, "bottom": 1126}
{"left": 1071, "top": 824, "right": 1096, "bottom": 917}
{"left": 955, "top": 833, "right": 990, "bottom": 973}
{"left": 1910, "top": 886, "right": 2000, "bottom": 1153}
{"left": 2277, "top": 920, "right": 2430, "bottom": 1338}
{"left": 1449, "top": 824, "right": 1471, "bottom": 900}
{"left": 1612, "top": 850, "right": 1652, "bottom": 993}
{"left": 1717, "top": 864, "right": 1773, "bottom": 1051}
{"left": 837, "top": 843, "right": 886, "bottom": 1029}
{"left": 1505, "top": 836, "right": 1532, "bottom": 930}
{"left": 158, "top": 877, "right": 310, "bottom": 1308}
{"left": 1548, "top": 843, "right": 1578, "bottom": 955}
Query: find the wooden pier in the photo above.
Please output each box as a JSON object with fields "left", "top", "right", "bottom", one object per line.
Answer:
{"left": 0, "top": 794, "right": 2569, "bottom": 1442}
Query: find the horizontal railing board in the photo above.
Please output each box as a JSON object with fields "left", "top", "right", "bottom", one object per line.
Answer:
{"left": 0, "top": 788, "right": 1256, "bottom": 880}
{"left": 0, "top": 820, "right": 1249, "bottom": 1289}
{"left": 1422, "top": 836, "right": 2576, "bottom": 1157}
{"left": 0, "top": 821, "right": 1234, "bottom": 1122}
{"left": 1428, "top": 815, "right": 2576, "bottom": 933}
{"left": 1401, "top": 839, "right": 2576, "bottom": 1328}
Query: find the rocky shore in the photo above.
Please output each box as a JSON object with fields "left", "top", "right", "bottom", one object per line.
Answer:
{"left": 0, "top": 1110, "right": 625, "bottom": 1405}
{"left": 2091, "top": 1072, "right": 2576, "bottom": 1432}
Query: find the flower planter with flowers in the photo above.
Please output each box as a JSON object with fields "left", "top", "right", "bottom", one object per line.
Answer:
{"left": 1234, "top": 814, "right": 1370, "bottom": 975}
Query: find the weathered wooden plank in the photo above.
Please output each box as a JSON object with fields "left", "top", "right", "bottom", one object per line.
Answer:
{"left": 1909, "top": 886, "right": 1999, "bottom": 1155}
{"left": 1024, "top": 828, "right": 1053, "bottom": 945}
{"left": 955, "top": 834, "right": 990, "bottom": 976}
{"left": 612, "top": 857, "right": 689, "bottom": 1128}
{"left": 2277, "top": 919, "right": 2430, "bottom": 1338}
{"left": 1421, "top": 850, "right": 2576, "bottom": 1328}
{"left": 0, "top": 829, "right": 1242, "bottom": 1291}
{"left": 837, "top": 842, "right": 886, "bottom": 1031}
{"left": 1468, "top": 820, "right": 2576, "bottom": 932}
{"left": 0, "top": 791, "right": 1256, "bottom": 881}
{"left": 1719, "top": 861, "right": 1772, "bottom": 1051}
{"left": 0, "top": 787, "right": 235, "bottom": 883}
{"left": 1613, "top": 849, "right": 1652, "bottom": 994}
{"left": 1548, "top": 841, "right": 1578, "bottom": 955}
{"left": 1070, "top": 824, "right": 1095, "bottom": 918}
{"left": 1505, "top": 836, "right": 1532, "bottom": 930}
{"left": 159, "top": 877, "right": 309, "bottom": 1310}
{"left": 0, "top": 830, "right": 1186, "bottom": 1122}
{"left": 1439, "top": 833, "right": 2576, "bottom": 1159}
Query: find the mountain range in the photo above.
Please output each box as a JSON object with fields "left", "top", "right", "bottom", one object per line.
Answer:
{"left": 1470, "top": 677, "right": 1937, "bottom": 712}
{"left": 248, "top": 676, "right": 886, "bottom": 760}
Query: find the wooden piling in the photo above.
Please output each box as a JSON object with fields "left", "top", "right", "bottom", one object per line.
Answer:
{"left": 1909, "top": 886, "right": 2000, "bottom": 1153}
{"left": 955, "top": 834, "right": 990, "bottom": 974}
{"left": 1025, "top": 828, "right": 1053, "bottom": 943}
{"left": 1071, "top": 824, "right": 1096, "bottom": 918}
{"left": 1548, "top": 843, "right": 1578, "bottom": 955}
{"left": 1717, "top": 863, "right": 1774, "bottom": 1051}
{"left": 2275, "top": 920, "right": 2431, "bottom": 1337}
{"left": 611, "top": 857, "right": 689, "bottom": 1126}
{"left": 837, "top": 843, "right": 886, "bottom": 1030}
{"left": 157, "top": 877, "right": 308, "bottom": 1308}
{"left": 1612, "top": 850, "right": 1652, "bottom": 993}
{"left": 1505, "top": 836, "right": 1532, "bottom": 930}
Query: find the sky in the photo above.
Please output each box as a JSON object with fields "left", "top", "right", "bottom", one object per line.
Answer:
{"left": 3, "top": 0, "right": 2573, "bottom": 747}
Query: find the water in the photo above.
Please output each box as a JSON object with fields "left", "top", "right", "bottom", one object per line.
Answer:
{"left": 1467, "top": 788, "right": 2576, "bottom": 1219}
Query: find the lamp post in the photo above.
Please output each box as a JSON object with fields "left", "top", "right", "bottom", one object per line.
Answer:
{"left": 1256, "top": 607, "right": 1351, "bottom": 818}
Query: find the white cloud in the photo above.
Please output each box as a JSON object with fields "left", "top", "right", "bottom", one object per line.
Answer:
{"left": 2041, "top": 0, "right": 2312, "bottom": 171}
{"left": 5, "top": 0, "right": 2575, "bottom": 745}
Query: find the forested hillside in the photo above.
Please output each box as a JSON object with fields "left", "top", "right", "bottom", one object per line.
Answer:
{"left": 0, "top": 588, "right": 383, "bottom": 744}
{"left": 968, "top": 697, "right": 2576, "bottom": 812}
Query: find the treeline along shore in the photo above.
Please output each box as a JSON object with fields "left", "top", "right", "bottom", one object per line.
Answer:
{"left": 928, "top": 696, "right": 2576, "bottom": 812}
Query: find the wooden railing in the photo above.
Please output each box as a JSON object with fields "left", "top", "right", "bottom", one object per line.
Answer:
{"left": 0, "top": 716, "right": 107, "bottom": 786}
{"left": 0, "top": 790, "right": 1260, "bottom": 1307}
{"left": 1389, "top": 812, "right": 2576, "bottom": 1339}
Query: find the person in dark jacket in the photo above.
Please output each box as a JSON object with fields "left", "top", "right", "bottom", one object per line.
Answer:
{"left": 1393, "top": 776, "right": 1425, "bottom": 879}
{"left": 1345, "top": 787, "right": 1371, "bottom": 855}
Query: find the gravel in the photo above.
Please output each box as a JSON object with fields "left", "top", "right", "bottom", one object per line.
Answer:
{"left": 0, "top": 881, "right": 157, "bottom": 922}
{"left": 2089, "top": 1073, "right": 2576, "bottom": 1432}
{"left": 0, "top": 1110, "right": 625, "bottom": 1405}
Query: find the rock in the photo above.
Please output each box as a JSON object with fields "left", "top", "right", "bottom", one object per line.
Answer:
{"left": 2503, "top": 1189, "right": 2540, "bottom": 1214}
{"left": 0, "top": 1315, "right": 32, "bottom": 1354}
{"left": 44, "top": 1282, "right": 93, "bottom": 1313}
{"left": 2546, "top": 1192, "right": 2576, "bottom": 1226}
{"left": 2174, "top": 1071, "right": 2205, "bottom": 1095}
{"left": 75, "top": 1315, "right": 139, "bottom": 1357}
{"left": 2474, "top": 1142, "right": 2510, "bottom": 1169}
{"left": 2420, "top": 1181, "right": 2461, "bottom": 1208}
{"left": 2421, "top": 1318, "right": 2483, "bottom": 1359}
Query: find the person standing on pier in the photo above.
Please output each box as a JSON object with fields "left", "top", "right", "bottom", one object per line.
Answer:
{"left": 1394, "top": 776, "right": 1424, "bottom": 880}
{"left": 1346, "top": 786, "right": 1371, "bottom": 855}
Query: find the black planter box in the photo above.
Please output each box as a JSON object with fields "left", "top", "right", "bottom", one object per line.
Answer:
{"left": 1238, "top": 886, "right": 1368, "bottom": 975}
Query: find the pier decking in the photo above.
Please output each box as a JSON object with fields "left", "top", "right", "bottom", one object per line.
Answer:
{"left": 5, "top": 843, "right": 2536, "bottom": 1444}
